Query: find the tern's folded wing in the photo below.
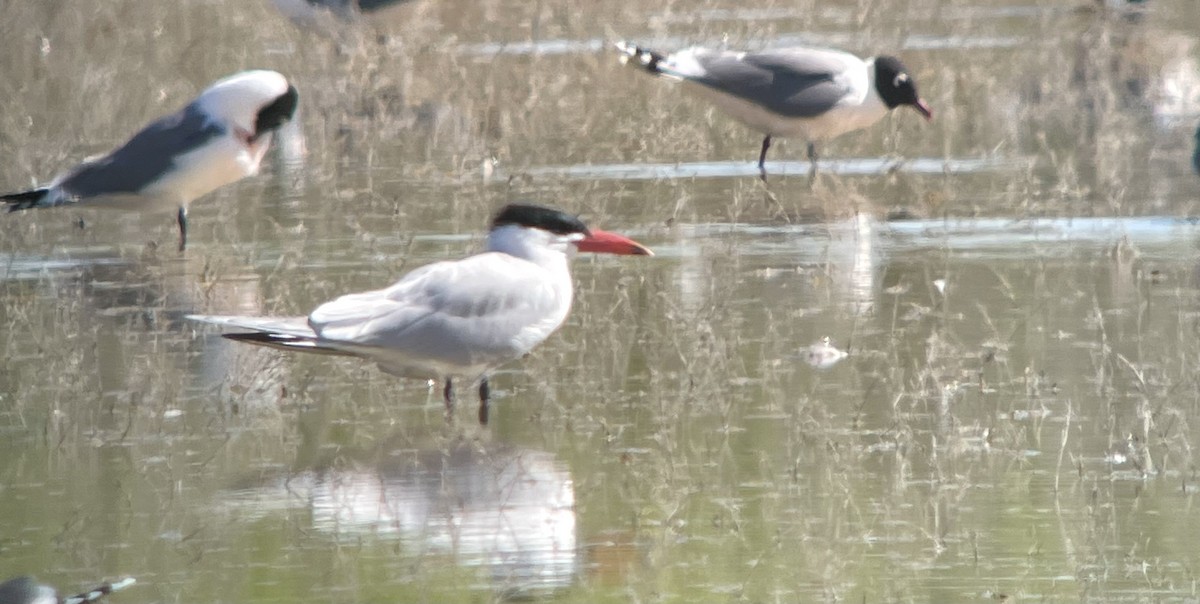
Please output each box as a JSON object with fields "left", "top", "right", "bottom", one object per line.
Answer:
{"left": 309, "top": 253, "right": 569, "bottom": 367}
{"left": 185, "top": 314, "right": 314, "bottom": 338}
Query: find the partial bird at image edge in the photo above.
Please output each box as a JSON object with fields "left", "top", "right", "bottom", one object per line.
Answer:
{"left": 0, "top": 576, "right": 135, "bottom": 604}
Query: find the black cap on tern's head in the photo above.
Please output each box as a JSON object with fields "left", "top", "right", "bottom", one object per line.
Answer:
{"left": 490, "top": 203, "right": 591, "bottom": 237}
{"left": 254, "top": 84, "right": 299, "bottom": 139}
{"left": 873, "top": 55, "right": 933, "bottom": 120}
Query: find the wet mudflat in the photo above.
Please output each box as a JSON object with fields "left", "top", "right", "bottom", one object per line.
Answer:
{"left": 3, "top": 0, "right": 1200, "bottom": 602}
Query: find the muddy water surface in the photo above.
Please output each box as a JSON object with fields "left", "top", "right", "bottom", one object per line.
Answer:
{"left": 3, "top": 0, "right": 1200, "bottom": 602}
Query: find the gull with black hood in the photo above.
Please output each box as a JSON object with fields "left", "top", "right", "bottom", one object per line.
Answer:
{"left": 2, "top": 69, "right": 299, "bottom": 250}
{"left": 617, "top": 42, "right": 932, "bottom": 177}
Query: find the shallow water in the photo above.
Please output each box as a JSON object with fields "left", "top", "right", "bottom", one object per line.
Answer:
{"left": 3, "top": 0, "right": 1200, "bottom": 602}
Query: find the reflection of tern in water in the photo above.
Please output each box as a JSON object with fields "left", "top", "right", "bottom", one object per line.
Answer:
{"left": 223, "top": 439, "right": 577, "bottom": 597}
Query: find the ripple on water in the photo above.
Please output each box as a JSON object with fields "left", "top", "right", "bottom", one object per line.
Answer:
{"left": 513, "top": 156, "right": 1021, "bottom": 182}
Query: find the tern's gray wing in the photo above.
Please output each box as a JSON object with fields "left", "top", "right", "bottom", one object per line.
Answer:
{"left": 309, "top": 252, "right": 567, "bottom": 370}
{"left": 185, "top": 314, "right": 314, "bottom": 338}
{"left": 184, "top": 314, "right": 344, "bottom": 355}
{"left": 58, "top": 102, "right": 226, "bottom": 199}
{"left": 692, "top": 49, "right": 855, "bottom": 118}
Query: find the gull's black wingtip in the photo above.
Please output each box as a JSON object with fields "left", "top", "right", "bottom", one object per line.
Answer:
{"left": 2, "top": 189, "right": 50, "bottom": 212}
{"left": 62, "top": 578, "right": 136, "bottom": 604}
{"left": 615, "top": 41, "right": 667, "bottom": 74}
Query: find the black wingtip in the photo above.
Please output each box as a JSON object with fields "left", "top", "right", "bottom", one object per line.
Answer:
{"left": 2, "top": 189, "right": 49, "bottom": 212}
{"left": 222, "top": 331, "right": 351, "bottom": 357}
{"left": 615, "top": 41, "right": 667, "bottom": 74}
{"left": 61, "top": 578, "right": 136, "bottom": 604}
{"left": 223, "top": 331, "right": 300, "bottom": 345}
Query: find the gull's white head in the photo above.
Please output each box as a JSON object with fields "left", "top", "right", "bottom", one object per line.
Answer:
{"left": 196, "top": 70, "right": 299, "bottom": 142}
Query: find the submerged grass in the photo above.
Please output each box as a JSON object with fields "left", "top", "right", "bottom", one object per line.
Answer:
{"left": 3, "top": 0, "right": 1200, "bottom": 602}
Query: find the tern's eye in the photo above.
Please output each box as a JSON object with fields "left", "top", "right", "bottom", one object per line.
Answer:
{"left": 893, "top": 73, "right": 909, "bottom": 88}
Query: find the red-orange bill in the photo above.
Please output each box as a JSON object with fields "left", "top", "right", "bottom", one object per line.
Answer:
{"left": 914, "top": 98, "right": 933, "bottom": 121}
{"left": 577, "top": 229, "right": 653, "bottom": 256}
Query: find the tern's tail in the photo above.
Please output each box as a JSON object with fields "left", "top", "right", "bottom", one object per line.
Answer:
{"left": 222, "top": 331, "right": 354, "bottom": 356}
{"left": 186, "top": 314, "right": 354, "bottom": 357}
{"left": 614, "top": 41, "right": 669, "bottom": 75}
{"left": 2, "top": 188, "right": 52, "bottom": 212}
{"left": 61, "top": 578, "right": 137, "bottom": 604}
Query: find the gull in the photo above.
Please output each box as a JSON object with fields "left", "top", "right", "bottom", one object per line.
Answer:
{"left": 2, "top": 70, "right": 299, "bottom": 250}
{"left": 616, "top": 41, "right": 933, "bottom": 177}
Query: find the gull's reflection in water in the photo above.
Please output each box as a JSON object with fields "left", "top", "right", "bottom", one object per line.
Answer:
{"left": 822, "top": 213, "right": 878, "bottom": 316}
{"left": 0, "top": 246, "right": 277, "bottom": 416}
{"left": 0, "top": 248, "right": 261, "bottom": 344}
{"left": 226, "top": 438, "right": 578, "bottom": 598}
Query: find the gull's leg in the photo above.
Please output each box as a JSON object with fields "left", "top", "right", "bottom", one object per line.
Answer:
{"left": 807, "top": 142, "right": 819, "bottom": 180}
{"left": 177, "top": 206, "right": 188, "bottom": 252}
{"left": 478, "top": 377, "right": 491, "bottom": 426}
{"left": 758, "top": 136, "right": 772, "bottom": 181}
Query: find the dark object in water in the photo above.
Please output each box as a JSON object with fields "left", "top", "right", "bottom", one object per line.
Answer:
{"left": 1193, "top": 123, "right": 1200, "bottom": 174}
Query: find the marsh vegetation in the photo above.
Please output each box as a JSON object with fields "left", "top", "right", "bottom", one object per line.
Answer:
{"left": 3, "top": 0, "right": 1200, "bottom": 602}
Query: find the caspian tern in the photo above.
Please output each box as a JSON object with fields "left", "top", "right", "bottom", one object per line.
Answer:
{"left": 2, "top": 70, "right": 300, "bottom": 250}
{"left": 616, "top": 42, "right": 933, "bottom": 177}
{"left": 187, "top": 203, "right": 652, "bottom": 424}
{"left": 0, "top": 576, "right": 136, "bottom": 604}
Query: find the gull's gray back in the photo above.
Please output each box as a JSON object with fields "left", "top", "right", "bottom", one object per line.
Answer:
{"left": 691, "top": 48, "right": 858, "bottom": 118}
{"left": 59, "top": 102, "right": 226, "bottom": 200}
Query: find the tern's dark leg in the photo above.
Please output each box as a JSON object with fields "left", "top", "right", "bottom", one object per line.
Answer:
{"left": 177, "top": 206, "right": 188, "bottom": 252}
{"left": 443, "top": 378, "right": 454, "bottom": 413}
{"left": 478, "top": 377, "right": 491, "bottom": 426}
{"left": 806, "top": 142, "right": 819, "bottom": 179}
{"left": 758, "top": 136, "right": 772, "bottom": 180}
